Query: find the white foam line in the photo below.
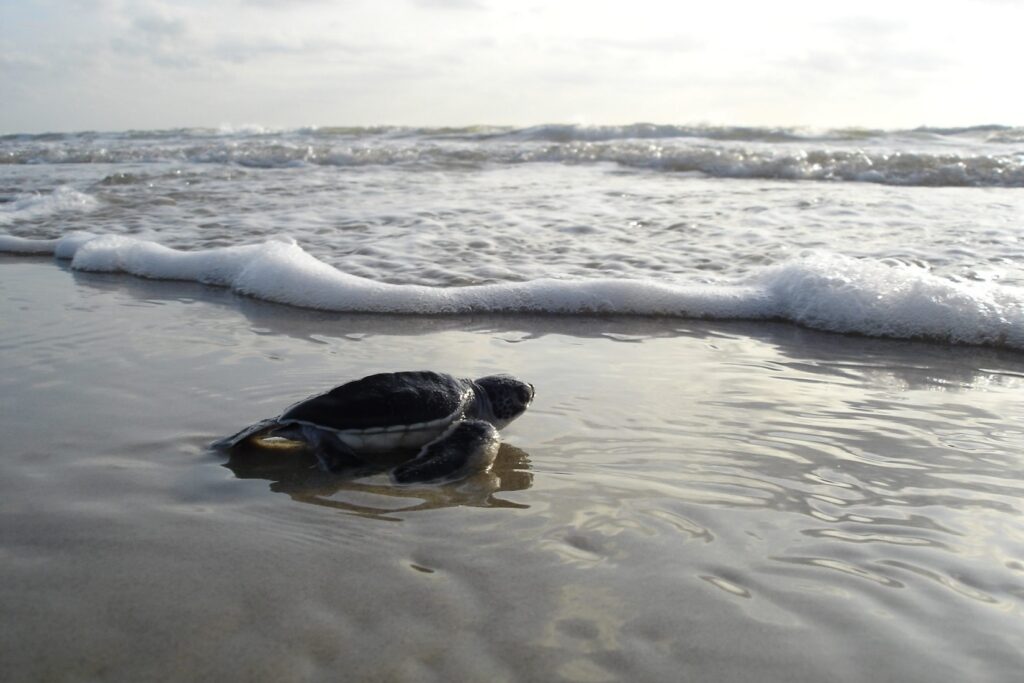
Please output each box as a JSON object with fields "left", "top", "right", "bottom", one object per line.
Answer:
{"left": 65, "top": 235, "right": 764, "bottom": 318}
{"left": 3, "top": 232, "right": 1023, "bottom": 350}
{"left": 0, "top": 231, "right": 99, "bottom": 257}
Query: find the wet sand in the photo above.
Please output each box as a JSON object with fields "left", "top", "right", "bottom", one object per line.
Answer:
{"left": 2, "top": 257, "right": 1023, "bottom": 682}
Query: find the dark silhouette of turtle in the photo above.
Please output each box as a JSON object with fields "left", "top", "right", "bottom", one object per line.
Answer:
{"left": 211, "top": 371, "right": 534, "bottom": 483}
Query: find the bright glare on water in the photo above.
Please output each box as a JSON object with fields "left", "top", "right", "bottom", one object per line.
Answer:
{"left": 1, "top": 124, "right": 1023, "bottom": 681}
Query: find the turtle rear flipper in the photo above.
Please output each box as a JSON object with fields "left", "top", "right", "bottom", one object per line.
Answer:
{"left": 303, "top": 428, "right": 367, "bottom": 472}
{"left": 391, "top": 420, "right": 500, "bottom": 484}
{"left": 210, "top": 418, "right": 284, "bottom": 450}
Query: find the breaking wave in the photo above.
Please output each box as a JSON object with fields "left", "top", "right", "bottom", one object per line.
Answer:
{"left": 3, "top": 233, "right": 1022, "bottom": 350}
{"left": 3, "top": 123, "right": 1021, "bottom": 144}
{"left": 2, "top": 125, "right": 1023, "bottom": 187}
{"left": 0, "top": 187, "right": 99, "bottom": 226}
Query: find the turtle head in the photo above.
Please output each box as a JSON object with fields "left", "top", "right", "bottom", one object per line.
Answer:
{"left": 473, "top": 374, "right": 534, "bottom": 429}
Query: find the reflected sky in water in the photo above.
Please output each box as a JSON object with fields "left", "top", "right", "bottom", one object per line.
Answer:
{"left": 3, "top": 259, "right": 1023, "bottom": 682}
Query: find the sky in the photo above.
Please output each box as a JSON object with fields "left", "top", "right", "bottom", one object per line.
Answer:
{"left": 2, "top": 0, "right": 1022, "bottom": 133}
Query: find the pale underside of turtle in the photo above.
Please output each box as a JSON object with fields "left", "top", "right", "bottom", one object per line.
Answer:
{"left": 211, "top": 371, "right": 533, "bottom": 483}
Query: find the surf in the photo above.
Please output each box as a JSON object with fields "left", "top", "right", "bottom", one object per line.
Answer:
{"left": 3, "top": 232, "right": 1022, "bottom": 350}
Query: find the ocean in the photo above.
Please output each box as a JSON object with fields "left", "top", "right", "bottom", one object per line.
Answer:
{"left": 3, "top": 124, "right": 1024, "bottom": 347}
{"left": 2, "top": 124, "right": 1023, "bottom": 681}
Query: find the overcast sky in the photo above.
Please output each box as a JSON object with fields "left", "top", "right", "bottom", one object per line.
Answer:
{"left": 2, "top": 0, "right": 1021, "bottom": 133}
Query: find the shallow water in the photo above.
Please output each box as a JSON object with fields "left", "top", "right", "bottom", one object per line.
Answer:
{"left": 5, "top": 126, "right": 1024, "bottom": 356}
{"left": 4, "top": 126, "right": 1024, "bottom": 288}
{"left": 2, "top": 259, "right": 1023, "bottom": 681}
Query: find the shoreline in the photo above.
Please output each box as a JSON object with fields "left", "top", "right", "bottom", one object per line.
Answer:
{"left": 2, "top": 258, "right": 1023, "bottom": 682}
{"left": 4, "top": 232, "right": 1024, "bottom": 353}
{"left": 8, "top": 253, "right": 1024, "bottom": 368}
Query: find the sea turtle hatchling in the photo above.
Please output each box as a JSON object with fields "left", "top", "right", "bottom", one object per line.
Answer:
{"left": 211, "top": 371, "right": 535, "bottom": 483}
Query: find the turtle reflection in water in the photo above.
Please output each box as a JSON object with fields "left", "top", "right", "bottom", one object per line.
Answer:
{"left": 223, "top": 442, "right": 534, "bottom": 517}
{"left": 212, "top": 371, "right": 535, "bottom": 484}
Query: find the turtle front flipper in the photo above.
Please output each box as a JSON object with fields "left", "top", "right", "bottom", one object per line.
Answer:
{"left": 210, "top": 418, "right": 284, "bottom": 450}
{"left": 391, "top": 420, "right": 500, "bottom": 484}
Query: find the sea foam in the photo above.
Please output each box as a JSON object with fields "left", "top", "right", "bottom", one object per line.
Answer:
{"left": 0, "top": 187, "right": 99, "bottom": 226}
{"left": 3, "top": 129, "right": 1022, "bottom": 187}
{"left": 3, "top": 233, "right": 1022, "bottom": 350}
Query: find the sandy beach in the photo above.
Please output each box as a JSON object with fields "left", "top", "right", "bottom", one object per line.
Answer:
{"left": 6, "top": 0, "right": 1024, "bottom": 679}
{"left": 2, "top": 257, "right": 1023, "bottom": 681}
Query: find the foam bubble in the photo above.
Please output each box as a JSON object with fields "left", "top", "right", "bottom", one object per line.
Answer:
{"left": 0, "top": 231, "right": 96, "bottom": 255}
{"left": 754, "top": 254, "right": 1024, "bottom": 348}
{"left": 2, "top": 234, "right": 1022, "bottom": 350}
{"left": 0, "top": 187, "right": 99, "bottom": 225}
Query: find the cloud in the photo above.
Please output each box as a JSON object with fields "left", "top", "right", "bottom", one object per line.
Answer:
{"left": 109, "top": 36, "right": 200, "bottom": 70}
{"left": 785, "top": 46, "right": 948, "bottom": 78}
{"left": 1, "top": 0, "right": 1020, "bottom": 132}
{"left": 236, "top": 0, "right": 335, "bottom": 6}
{"left": 0, "top": 48, "right": 48, "bottom": 74}
{"left": 781, "top": 17, "right": 950, "bottom": 81}
{"left": 582, "top": 34, "right": 702, "bottom": 55}
{"left": 411, "top": 0, "right": 485, "bottom": 9}
{"left": 106, "top": 5, "right": 198, "bottom": 69}
{"left": 823, "top": 15, "right": 906, "bottom": 38}
{"left": 131, "top": 12, "right": 188, "bottom": 37}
